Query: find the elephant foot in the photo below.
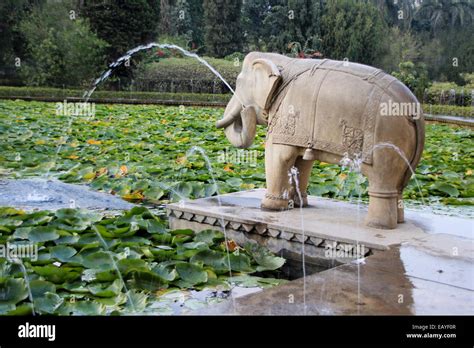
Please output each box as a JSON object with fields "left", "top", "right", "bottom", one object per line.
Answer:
{"left": 261, "top": 193, "right": 291, "bottom": 211}
{"left": 397, "top": 193, "right": 405, "bottom": 223}
{"left": 293, "top": 192, "right": 308, "bottom": 208}
{"left": 365, "top": 192, "right": 398, "bottom": 230}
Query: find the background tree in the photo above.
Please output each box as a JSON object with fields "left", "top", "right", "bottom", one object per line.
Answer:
{"left": 380, "top": 27, "right": 421, "bottom": 74}
{"left": 412, "top": 0, "right": 474, "bottom": 83}
{"left": 371, "top": 0, "right": 418, "bottom": 30}
{"left": 18, "top": 1, "right": 108, "bottom": 87}
{"left": 320, "top": 0, "right": 387, "bottom": 66}
{"left": 157, "top": 0, "right": 203, "bottom": 49}
{"left": 0, "top": 0, "right": 41, "bottom": 85}
{"left": 242, "top": 0, "right": 273, "bottom": 51}
{"left": 414, "top": 0, "right": 474, "bottom": 33}
{"left": 159, "top": 0, "right": 175, "bottom": 36}
{"left": 174, "top": 0, "right": 204, "bottom": 48}
{"left": 83, "top": 0, "right": 160, "bottom": 60}
{"left": 261, "top": 0, "right": 323, "bottom": 55}
{"left": 392, "top": 61, "right": 430, "bottom": 99}
{"left": 203, "top": 0, "right": 243, "bottom": 57}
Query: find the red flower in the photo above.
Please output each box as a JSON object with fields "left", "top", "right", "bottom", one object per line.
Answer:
{"left": 156, "top": 50, "right": 165, "bottom": 57}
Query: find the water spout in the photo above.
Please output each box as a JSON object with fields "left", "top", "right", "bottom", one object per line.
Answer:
{"left": 83, "top": 43, "right": 243, "bottom": 106}
{"left": 288, "top": 166, "right": 307, "bottom": 315}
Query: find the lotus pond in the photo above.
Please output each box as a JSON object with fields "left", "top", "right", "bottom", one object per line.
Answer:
{"left": 0, "top": 100, "right": 472, "bottom": 206}
{"left": 0, "top": 206, "right": 287, "bottom": 315}
{"left": 0, "top": 100, "right": 472, "bottom": 315}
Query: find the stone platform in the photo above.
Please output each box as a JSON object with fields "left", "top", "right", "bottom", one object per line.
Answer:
{"left": 167, "top": 189, "right": 473, "bottom": 315}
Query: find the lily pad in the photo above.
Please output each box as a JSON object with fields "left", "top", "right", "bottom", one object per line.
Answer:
{"left": 0, "top": 278, "right": 29, "bottom": 305}
{"left": 175, "top": 263, "right": 208, "bottom": 286}
{"left": 34, "top": 292, "right": 64, "bottom": 314}
{"left": 88, "top": 279, "right": 123, "bottom": 298}
{"left": 28, "top": 226, "right": 60, "bottom": 242}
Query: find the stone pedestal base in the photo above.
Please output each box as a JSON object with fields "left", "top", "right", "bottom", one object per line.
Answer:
{"left": 166, "top": 189, "right": 431, "bottom": 265}
{"left": 166, "top": 189, "right": 474, "bottom": 315}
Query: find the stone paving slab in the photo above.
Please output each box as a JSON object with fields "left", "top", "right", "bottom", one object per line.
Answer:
{"left": 195, "top": 247, "right": 473, "bottom": 315}
{"left": 167, "top": 189, "right": 473, "bottom": 315}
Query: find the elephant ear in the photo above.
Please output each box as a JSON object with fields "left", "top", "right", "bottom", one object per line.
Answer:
{"left": 252, "top": 59, "right": 282, "bottom": 111}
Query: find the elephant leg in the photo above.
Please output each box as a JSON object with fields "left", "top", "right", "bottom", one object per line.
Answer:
{"left": 289, "top": 157, "right": 314, "bottom": 207}
{"left": 365, "top": 160, "right": 405, "bottom": 229}
{"left": 397, "top": 192, "right": 405, "bottom": 223}
{"left": 261, "top": 141, "right": 300, "bottom": 211}
{"left": 365, "top": 189, "right": 398, "bottom": 229}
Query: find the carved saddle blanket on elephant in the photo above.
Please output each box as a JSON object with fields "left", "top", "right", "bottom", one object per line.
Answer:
{"left": 267, "top": 58, "right": 405, "bottom": 165}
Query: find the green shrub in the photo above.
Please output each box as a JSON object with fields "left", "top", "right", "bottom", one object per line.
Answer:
{"left": 423, "top": 104, "right": 473, "bottom": 117}
{"left": 424, "top": 81, "right": 473, "bottom": 106}
{"left": 17, "top": 1, "right": 108, "bottom": 88}
{"left": 392, "top": 61, "right": 431, "bottom": 100}
{"left": 0, "top": 86, "right": 230, "bottom": 104}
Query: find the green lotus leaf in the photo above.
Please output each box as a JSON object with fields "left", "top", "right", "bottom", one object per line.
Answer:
{"left": 82, "top": 268, "right": 118, "bottom": 282}
{"left": 33, "top": 265, "right": 82, "bottom": 284}
{"left": 57, "top": 300, "right": 106, "bottom": 315}
{"left": 228, "top": 275, "right": 287, "bottom": 288}
{"left": 169, "top": 229, "right": 194, "bottom": 236}
{"left": 190, "top": 249, "right": 230, "bottom": 273}
{"left": 228, "top": 253, "right": 254, "bottom": 273}
{"left": 0, "top": 208, "right": 25, "bottom": 218}
{"left": 0, "top": 218, "right": 23, "bottom": 229}
{"left": 432, "top": 182, "right": 460, "bottom": 197}
{"left": 88, "top": 279, "right": 123, "bottom": 298}
{"left": 152, "top": 263, "right": 177, "bottom": 282}
{"left": 124, "top": 290, "right": 148, "bottom": 312}
{"left": 34, "top": 292, "right": 64, "bottom": 314}
{"left": 81, "top": 251, "right": 115, "bottom": 271}
{"left": 6, "top": 303, "right": 34, "bottom": 315}
{"left": 193, "top": 229, "right": 224, "bottom": 244}
{"left": 28, "top": 226, "right": 60, "bottom": 242}
{"left": 12, "top": 227, "right": 33, "bottom": 240}
{"left": 20, "top": 211, "right": 53, "bottom": 227}
{"left": 244, "top": 242, "right": 286, "bottom": 271}
{"left": 117, "top": 258, "right": 149, "bottom": 275}
{"left": 0, "top": 278, "right": 29, "bottom": 305}
{"left": 30, "top": 279, "right": 56, "bottom": 297}
{"left": 141, "top": 219, "right": 167, "bottom": 234}
{"left": 50, "top": 245, "right": 77, "bottom": 262}
{"left": 130, "top": 270, "right": 169, "bottom": 291}
{"left": 175, "top": 263, "right": 207, "bottom": 286}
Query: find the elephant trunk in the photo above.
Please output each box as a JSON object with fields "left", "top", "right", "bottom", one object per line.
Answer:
{"left": 216, "top": 96, "right": 257, "bottom": 149}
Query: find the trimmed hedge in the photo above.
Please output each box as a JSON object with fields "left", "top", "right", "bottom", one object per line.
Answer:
{"left": 423, "top": 104, "right": 473, "bottom": 118}
{"left": 424, "top": 82, "right": 473, "bottom": 107}
{"left": 134, "top": 57, "right": 240, "bottom": 94}
{"left": 0, "top": 86, "right": 231, "bottom": 104}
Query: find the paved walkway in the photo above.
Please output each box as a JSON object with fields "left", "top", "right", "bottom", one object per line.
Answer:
{"left": 167, "top": 189, "right": 474, "bottom": 315}
{"left": 425, "top": 113, "right": 474, "bottom": 128}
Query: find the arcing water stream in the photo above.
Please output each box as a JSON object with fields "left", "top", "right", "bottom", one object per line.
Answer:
{"left": 83, "top": 43, "right": 240, "bottom": 103}
{"left": 44, "top": 43, "right": 245, "bottom": 314}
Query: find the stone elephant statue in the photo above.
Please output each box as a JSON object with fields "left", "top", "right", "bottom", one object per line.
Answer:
{"left": 216, "top": 52, "right": 425, "bottom": 229}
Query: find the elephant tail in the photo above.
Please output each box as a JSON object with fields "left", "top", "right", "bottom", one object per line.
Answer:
{"left": 401, "top": 109, "right": 425, "bottom": 191}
